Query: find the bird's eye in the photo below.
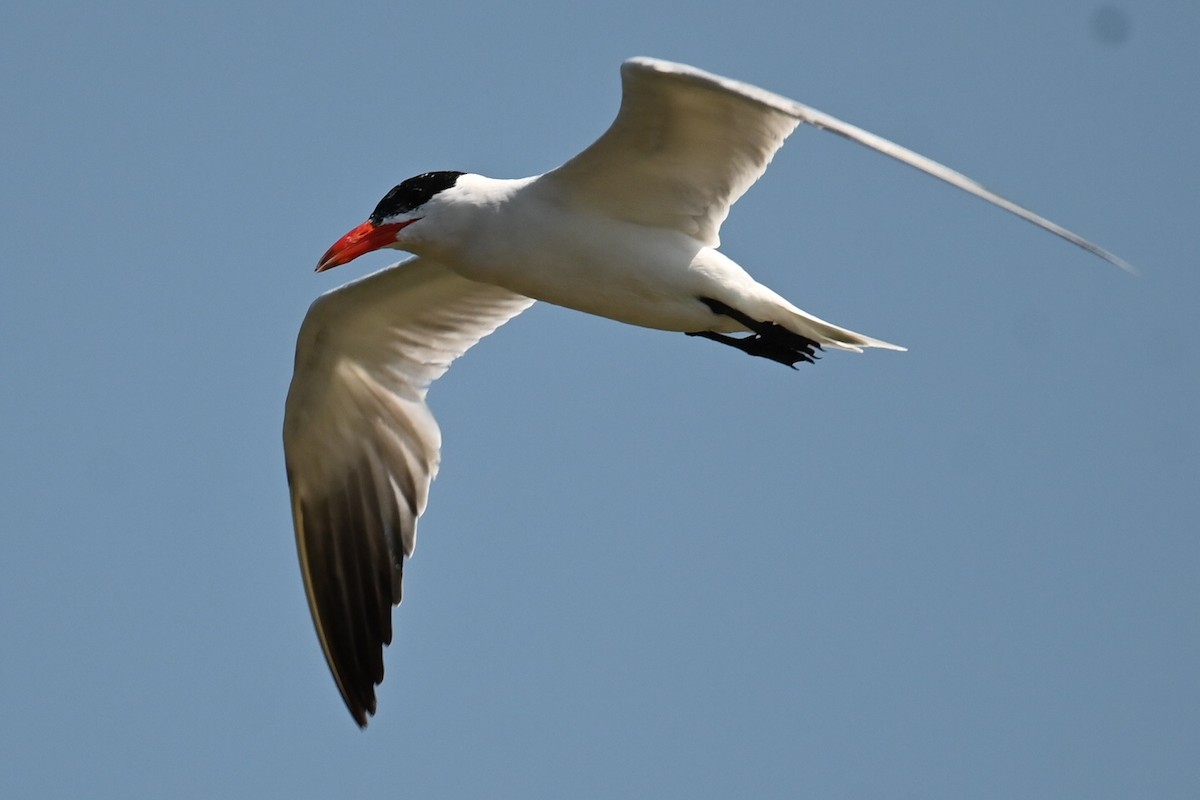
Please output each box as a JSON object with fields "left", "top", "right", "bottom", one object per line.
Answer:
{"left": 370, "top": 171, "right": 465, "bottom": 223}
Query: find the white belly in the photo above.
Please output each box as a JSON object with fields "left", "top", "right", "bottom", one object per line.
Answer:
{"left": 441, "top": 203, "right": 757, "bottom": 333}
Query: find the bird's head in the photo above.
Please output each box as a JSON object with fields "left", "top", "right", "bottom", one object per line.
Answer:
{"left": 315, "top": 171, "right": 466, "bottom": 272}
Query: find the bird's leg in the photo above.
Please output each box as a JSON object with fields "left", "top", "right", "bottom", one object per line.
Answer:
{"left": 686, "top": 297, "right": 822, "bottom": 369}
{"left": 685, "top": 330, "right": 811, "bottom": 368}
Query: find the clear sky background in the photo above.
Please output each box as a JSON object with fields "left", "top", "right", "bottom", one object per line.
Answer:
{"left": 1, "top": 1, "right": 1196, "bottom": 798}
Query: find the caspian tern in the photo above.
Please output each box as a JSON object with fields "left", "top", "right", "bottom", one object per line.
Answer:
{"left": 284, "top": 57, "right": 1130, "bottom": 726}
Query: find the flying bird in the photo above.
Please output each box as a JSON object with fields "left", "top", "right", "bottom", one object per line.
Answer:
{"left": 283, "top": 57, "right": 1130, "bottom": 726}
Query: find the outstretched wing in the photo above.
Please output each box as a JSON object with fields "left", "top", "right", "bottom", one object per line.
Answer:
{"left": 542, "top": 57, "right": 1131, "bottom": 271}
{"left": 283, "top": 257, "right": 534, "bottom": 726}
{"left": 543, "top": 57, "right": 801, "bottom": 247}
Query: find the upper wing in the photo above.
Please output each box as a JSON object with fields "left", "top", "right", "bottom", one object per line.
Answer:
{"left": 542, "top": 58, "right": 802, "bottom": 247}
{"left": 283, "top": 257, "right": 534, "bottom": 726}
{"left": 541, "top": 57, "right": 1132, "bottom": 271}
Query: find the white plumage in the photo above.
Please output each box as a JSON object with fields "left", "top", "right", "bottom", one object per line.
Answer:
{"left": 284, "top": 57, "right": 1128, "bottom": 725}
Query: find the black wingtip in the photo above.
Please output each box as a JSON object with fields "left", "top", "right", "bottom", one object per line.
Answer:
{"left": 349, "top": 702, "right": 371, "bottom": 729}
{"left": 294, "top": 475, "right": 399, "bottom": 732}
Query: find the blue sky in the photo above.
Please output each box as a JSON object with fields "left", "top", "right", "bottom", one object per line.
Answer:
{"left": 1, "top": 1, "right": 1196, "bottom": 798}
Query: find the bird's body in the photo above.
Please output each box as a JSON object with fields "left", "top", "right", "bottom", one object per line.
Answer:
{"left": 284, "top": 57, "right": 1129, "bottom": 726}
{"left": 383, "top": 172, "right": 879, "bottom": 341}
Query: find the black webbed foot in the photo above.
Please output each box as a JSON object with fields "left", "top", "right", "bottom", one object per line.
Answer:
{"left": 687, "top": 297, "right": 822, "bottom": 368}
{"left": 685, "top": 330, "right": 818, "bottom": 368}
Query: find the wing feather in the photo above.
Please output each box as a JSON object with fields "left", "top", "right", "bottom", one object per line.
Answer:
{"left": 544, "top": 58, "right": 800, "bottom": 246}
{"left": 542, "top": 57, "right": 1131, "bottom": 271}
{"left": 283, "top": 257, "right": 534, "bottom": 725}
